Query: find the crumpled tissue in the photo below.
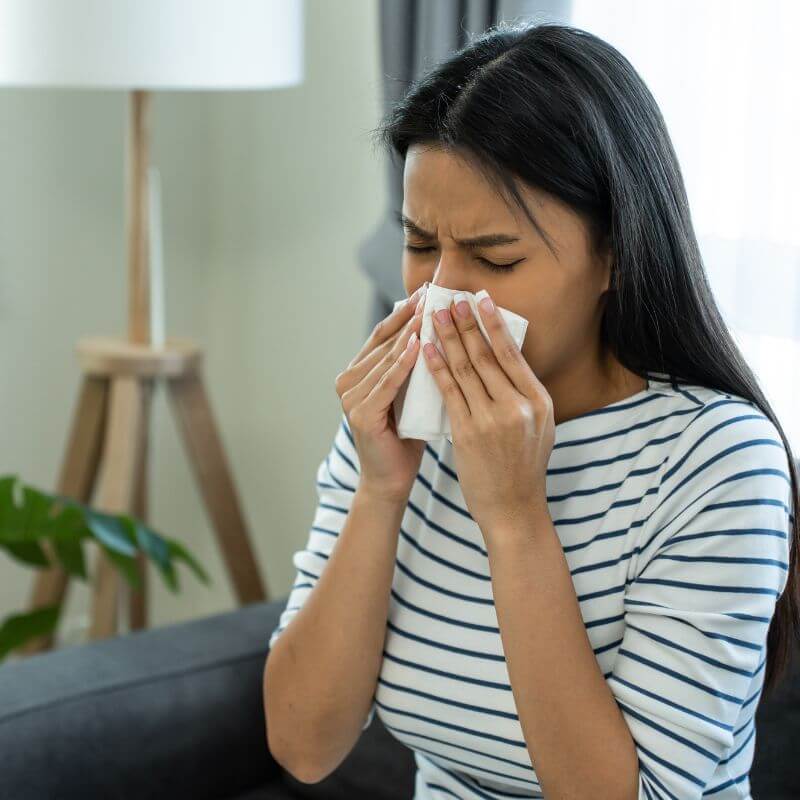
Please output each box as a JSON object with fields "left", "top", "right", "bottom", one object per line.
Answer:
{"left": 391, "top": 281, "right": 529, "bottom": 443}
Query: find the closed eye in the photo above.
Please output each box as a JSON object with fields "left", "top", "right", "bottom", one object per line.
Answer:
{"left": 403, "top": 244, "right": 524, "bottom": 273}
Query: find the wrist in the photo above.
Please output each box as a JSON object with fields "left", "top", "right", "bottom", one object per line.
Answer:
{"left": 483, "top": 499, "right": 552, "bottom": 547}
{"left": 356, "top": 483, "right": 410, "bottom": 509}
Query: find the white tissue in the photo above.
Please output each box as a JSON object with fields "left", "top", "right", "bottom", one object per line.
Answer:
{"left": 391, "top": 282, "right": 529, "bottom": 443}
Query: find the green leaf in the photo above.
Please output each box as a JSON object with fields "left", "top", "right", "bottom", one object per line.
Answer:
{"left": 0, "top": 605, "right": 61, "bottom": 659}
{"left": 85, "top": 509, "right": 137, "bottom": 557}
{"left": 53, "top": 536, "right": 87, "bottom": 578}
{"left": 0, "top": 477, "right": 86, "bottom": 546}
{"left": 167, "top": 538, "right": 212, "bottom": 586}
{"left": 47, "top": 506, "right": 90, "bottom": 578}
{"left": 0, "top": 476, "right": 18, "bottom": 539}
{"left": 132, "top": 519, "right": 176, "bottom": 591}
{"left": 44, "top": 502, "right": 91, "bottom": 540}
{"left": 0, "top": 475, "right": 212, "bottom": 663}
{"left": 97, "top": 542, "right": 141, "bottom": 590}
{"left": 0, "top": 475, "right": 32, "bottom": 544}
{"left": 3, "top": 541, "right": 50, "bottom": 568}
{"left": 21, "top": 485, "right": 53, "bottom": 537}
{"left": 133, "top": 520, "right": 171, "bottom": 569}
{"left": 47, "top": 494, "right": 210, "bottom": 591}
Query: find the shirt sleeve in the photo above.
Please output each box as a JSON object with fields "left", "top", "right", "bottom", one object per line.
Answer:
{"left": 608, "top": 399, "right": 793, "bottom": 799}
{"left": 268, "top": 411, "right": 377, "bottom": 731}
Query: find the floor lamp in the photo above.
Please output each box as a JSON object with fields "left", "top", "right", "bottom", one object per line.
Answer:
{"left": 0, "top": 0, "right": 305, "bottom": 650}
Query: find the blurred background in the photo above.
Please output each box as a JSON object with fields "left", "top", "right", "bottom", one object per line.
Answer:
{"left": 1, "top": 0, "right": 797, "bottom": 650}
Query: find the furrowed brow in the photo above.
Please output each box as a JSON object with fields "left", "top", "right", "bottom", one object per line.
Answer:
{"left": 395, "top": 210, "right": 520, "bottom": 248}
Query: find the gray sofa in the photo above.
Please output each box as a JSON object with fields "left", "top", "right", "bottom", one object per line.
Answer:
{"left": 0, "top": 596, "right": 797, "bottom": 799}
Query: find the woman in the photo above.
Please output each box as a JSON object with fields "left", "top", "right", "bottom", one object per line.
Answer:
{"left": 264, "top": 21, "right": 798, "bottom": 800}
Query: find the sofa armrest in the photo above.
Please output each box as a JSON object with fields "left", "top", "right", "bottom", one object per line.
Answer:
{"left": 0, "top": 596, "right": 289, "bottom": 800}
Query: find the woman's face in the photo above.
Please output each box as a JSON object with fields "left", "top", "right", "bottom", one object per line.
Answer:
{"left": 401, "top": 143, "right": 614, "bottom": 388}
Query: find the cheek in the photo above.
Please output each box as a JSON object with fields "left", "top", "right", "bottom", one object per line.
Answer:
{"left": 401, "top": 258, "right": 431, "bottom": 296}
{"left": 517, "top": 294, "right": 575, "bottom": 375}
{"left": 523, "top": 291, "right": 601, "bottom": 376}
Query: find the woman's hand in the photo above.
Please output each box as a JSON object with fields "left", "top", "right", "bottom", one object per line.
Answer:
{"left": 335, "top": 285, "right": 428, "bottom": 504}
{"left": 423, "top": 290, "right": 554, "bottom": 536}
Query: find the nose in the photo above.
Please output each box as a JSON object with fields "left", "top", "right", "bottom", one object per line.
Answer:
{"left": 429, "top": 261, "right": 479, "bottom": 295}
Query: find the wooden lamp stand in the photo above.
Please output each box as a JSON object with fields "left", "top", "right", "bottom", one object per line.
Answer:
{"left": 21, "top": 91, "right": 267, "bottom": 653}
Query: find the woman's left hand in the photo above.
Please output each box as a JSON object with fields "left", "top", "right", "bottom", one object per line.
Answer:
{"left": 423, "top": 291, "right": 555, "bottom": 537}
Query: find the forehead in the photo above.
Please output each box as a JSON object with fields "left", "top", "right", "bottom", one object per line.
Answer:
{"left": 403, "top": 144, "right": 553, "bottom": 231}
{"left": 402, "top": 144, "right": 587, "bottom": 252}
{"left": 403, "top": 145, "right": 516, "bottom": 222}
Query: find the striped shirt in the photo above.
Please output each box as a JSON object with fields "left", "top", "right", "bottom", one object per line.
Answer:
{"left": 268, "top": 371, "right": 793, "bottom": 799}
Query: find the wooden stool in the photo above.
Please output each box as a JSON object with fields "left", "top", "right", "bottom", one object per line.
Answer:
{"left": 21, "top": 335, "right": 268, "bottom": 651}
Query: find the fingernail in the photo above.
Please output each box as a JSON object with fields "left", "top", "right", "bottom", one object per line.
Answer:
{"left": 406, "top": 286, "right": 421, "bottom": 308}
{"left": 453, "top": 291, "right": 471, "bottom": 318}
{"left": 414, "top": 285, "right": 428, "bottom": 314}
{"left": 433, "top": 298, "right": 452, "bottom": 326}
{"left": 406, "top": 330, "right": 418, "bottom": 351}
{"left": 476, "top": 289, "right": 495, "bottom": 314}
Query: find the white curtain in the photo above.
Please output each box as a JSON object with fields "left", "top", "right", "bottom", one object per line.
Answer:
{"left": 570, "top": 0, "right": 800, "bottom": 449}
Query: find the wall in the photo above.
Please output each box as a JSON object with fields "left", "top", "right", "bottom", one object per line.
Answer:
{"left": 0, "top": 0, "right": 387, "bottom": 647}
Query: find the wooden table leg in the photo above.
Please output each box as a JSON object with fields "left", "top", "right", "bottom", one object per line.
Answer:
{"left": 128, "top": 378, "right": 154, "bottom": 631}
{"left": 89, "top": 375, "right": 144, "bottom": 640}
{"left": 167, "top": 371, "right": 267, "bottom": 605}
{"left": 20, "top": 376, "right": 108, "bottom": 655}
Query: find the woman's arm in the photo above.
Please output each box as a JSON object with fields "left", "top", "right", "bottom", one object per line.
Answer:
{"left": 483, "top": 402, "right": 792, "bottom": 800}
{"left": 484, "top": 505, "right": 640, "bottom": 800}
{"left": 265, "top": 485, "right": 405, "bottom": 783}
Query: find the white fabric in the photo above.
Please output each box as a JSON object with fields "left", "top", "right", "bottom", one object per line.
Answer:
{"left": 391, "top": 282, "right": 529, "bottom": 443}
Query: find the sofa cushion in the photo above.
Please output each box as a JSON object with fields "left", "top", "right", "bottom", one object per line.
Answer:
{"left": 0, "top": 600, "right": 283, "bottom": 800}
{"left": 750, "top": 636, "right": 800, "bottom": 798}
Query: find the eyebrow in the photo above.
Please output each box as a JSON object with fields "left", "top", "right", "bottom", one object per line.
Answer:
{"left": 395, "top": 210, "right": 520, "bottom": 248}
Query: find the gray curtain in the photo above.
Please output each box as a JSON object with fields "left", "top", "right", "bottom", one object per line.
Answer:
{"left": 357, "top": 0, "right": 573, "bottom": 335}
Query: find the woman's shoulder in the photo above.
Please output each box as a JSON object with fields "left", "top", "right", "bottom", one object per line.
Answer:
{"left": 649, "top": 379, "right": 792, "bottom": 515}
{"left": 664, "top": 381, "right": 785, "bottom": 459}
{"left": 634, "top": 380, "right": 793, "bottom": 585}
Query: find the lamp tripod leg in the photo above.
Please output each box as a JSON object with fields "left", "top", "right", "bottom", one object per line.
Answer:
{"left": 128, "top": 377, "right": 154, "bottom": 631}
{"left": 89, "top": 375, "right": 144, "bottom": 640}
{"left": 167, "top": 370, "right": 267, "bottom": 605}
{"left": 20, "top": 376, "right": 108, "bottom": 655}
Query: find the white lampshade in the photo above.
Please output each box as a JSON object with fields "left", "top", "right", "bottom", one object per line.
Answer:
{"left": 0, "top": 0, "right": 304, "bottom": 90}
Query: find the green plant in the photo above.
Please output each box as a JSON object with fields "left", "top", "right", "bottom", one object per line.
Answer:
{"left": 0, "top": 474, "right": 211, "bottom": 660}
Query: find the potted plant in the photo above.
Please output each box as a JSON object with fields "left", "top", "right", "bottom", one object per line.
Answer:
{"left": 0, "top": 474, "right": 210, "bottom": 660}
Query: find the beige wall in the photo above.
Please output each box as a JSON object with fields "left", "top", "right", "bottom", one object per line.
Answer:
{"left": 0, "top": 0, "right": 386, "bottom": 647}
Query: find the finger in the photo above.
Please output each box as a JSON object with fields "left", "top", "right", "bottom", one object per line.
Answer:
{"left": 474, "top": 289, "right": 541, "bottom": 397}
{"left": 363, "top": 322, "right": 421, "bottom": 416}
{"left": 344, "top": 311, "right": 421, "bottom": 412}
{"left": 449, "top": 291, "right": 515, "bottom": 401}
{"left": 421, "top": 330, "right": 471, "bottom": 431}
{"left": 351, "top": 284, "right": 426, "bottom": 365}
{"left": 345, "top": 302, "right": 423, "bottom": 387}
{"left": 431, "top": 297, "right": 491, "bottom": 414}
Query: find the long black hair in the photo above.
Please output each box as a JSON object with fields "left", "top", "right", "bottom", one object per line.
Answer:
{"left": 368, "top": 20, "right": 798, "bottom": 697}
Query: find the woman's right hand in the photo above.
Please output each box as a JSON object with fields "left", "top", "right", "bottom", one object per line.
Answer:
{"left": 335, "top": 284, "right": 428, "bottom": 504}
